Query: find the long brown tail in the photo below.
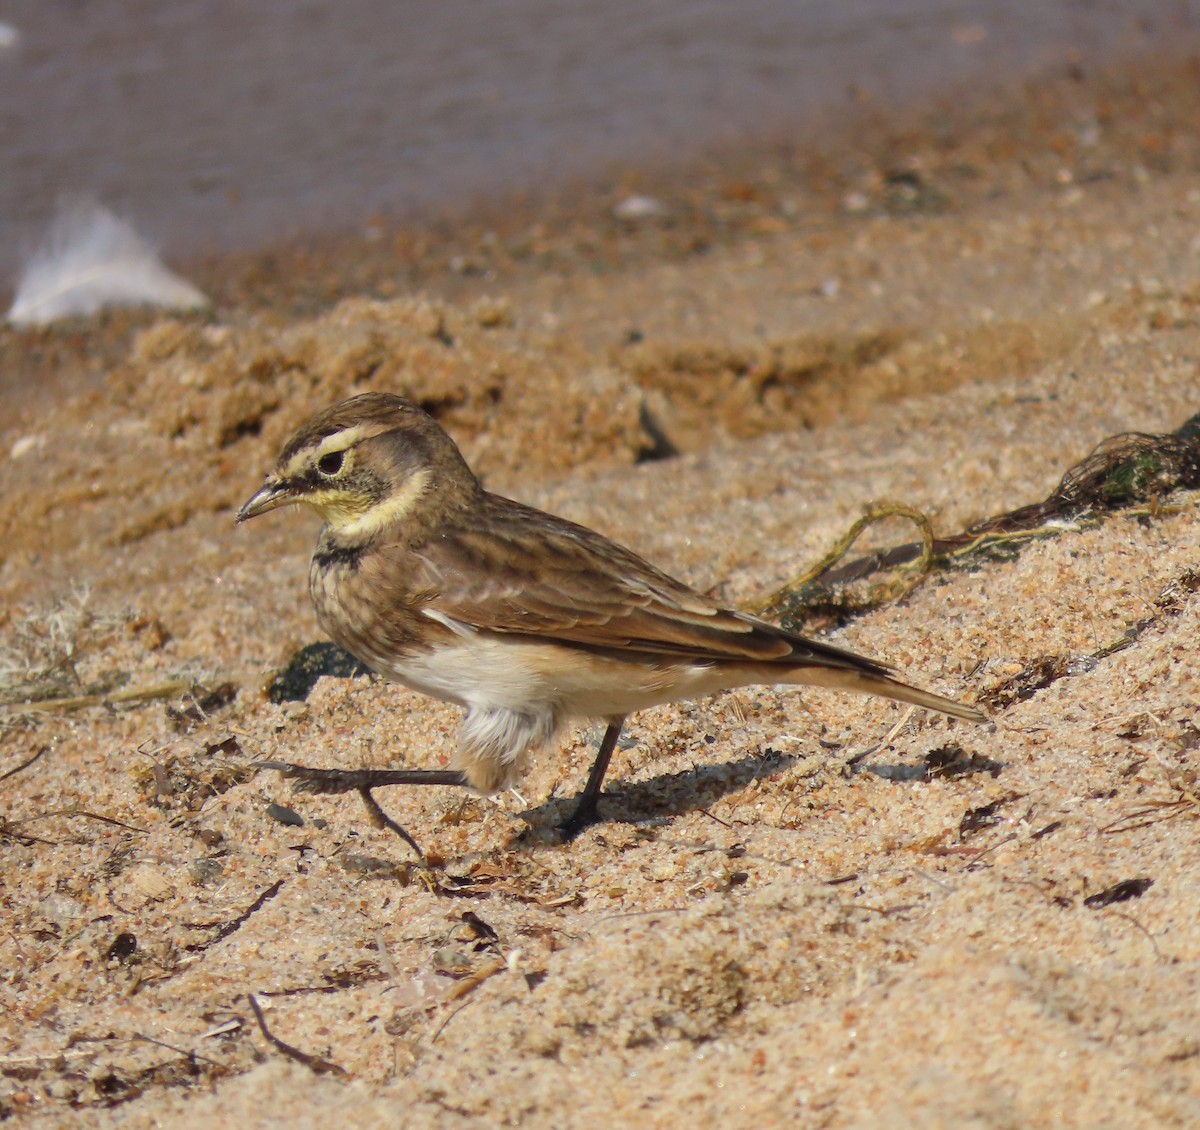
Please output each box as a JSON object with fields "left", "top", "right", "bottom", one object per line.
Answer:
{"left": 784, "top": 666, "right": 986, "bottom": 723}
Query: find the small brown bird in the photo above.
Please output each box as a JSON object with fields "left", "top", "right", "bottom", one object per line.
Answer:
{"left": 238, "top": 393, "right": 983, "bottom": 849}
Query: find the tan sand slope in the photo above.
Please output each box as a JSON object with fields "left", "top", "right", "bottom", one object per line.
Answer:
{"left": 2, "top": 68, "right": 1200, "bottom": 1128}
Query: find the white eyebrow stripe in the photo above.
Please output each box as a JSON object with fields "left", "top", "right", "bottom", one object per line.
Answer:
{"left": 279, "top": 423, "right": 390, "bottom": 479}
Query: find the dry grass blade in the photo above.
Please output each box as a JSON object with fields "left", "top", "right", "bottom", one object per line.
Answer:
{"left": 428, "top": 960, "right": 508, "bottom": 1045}
{"left": 4, "top": 807, "right": 147, "bottom": 833}
{"left": 1, "top": 679, "right": 196, "bottom": 716}
{"left": 0, "top": 588, "right": 157, "bottom": 715}
{"left": 1102, "top": 794, "right": 1200, "bottom": 835}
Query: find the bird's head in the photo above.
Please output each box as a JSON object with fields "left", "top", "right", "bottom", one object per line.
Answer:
{"left": 236, "top": 393, "right": 480, "bottom": 541}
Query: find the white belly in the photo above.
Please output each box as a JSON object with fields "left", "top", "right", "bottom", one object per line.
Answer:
{"left": 379, "top": 631, "right": 719, "bottom": 720}
{"left": 348, "top": 611, "right": 736, "bottom": 793}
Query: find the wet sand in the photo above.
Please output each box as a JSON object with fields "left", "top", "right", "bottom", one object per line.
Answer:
{"left": 0, "top": 0, "right": 1183, "bottom": 279}
{"left": 3, "top": 60, "right": 1200, "bottom": 1127}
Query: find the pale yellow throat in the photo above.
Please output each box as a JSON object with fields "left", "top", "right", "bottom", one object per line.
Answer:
{"left": 312, "top": 468, "right": 431, "bottom": 540}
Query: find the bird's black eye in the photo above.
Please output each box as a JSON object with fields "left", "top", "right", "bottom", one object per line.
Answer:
{"left": 316, "top": 450, "right": 345, "bottom": 476}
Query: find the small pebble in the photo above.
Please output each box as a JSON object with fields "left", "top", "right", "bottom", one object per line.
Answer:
{"left": 188, "top": 858, "right": 225, "bottom": 885}
{"left": 267, "top": 803, "right": 304, "bottom": 827}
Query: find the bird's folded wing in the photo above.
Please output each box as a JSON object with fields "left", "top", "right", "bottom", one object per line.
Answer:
{"left": 398, "top": 501, "right": 891, "bottom": 675}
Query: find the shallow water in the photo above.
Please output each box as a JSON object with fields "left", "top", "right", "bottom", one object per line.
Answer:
{"left": 0, "top": 0, "right": 1194, "bottom": 280}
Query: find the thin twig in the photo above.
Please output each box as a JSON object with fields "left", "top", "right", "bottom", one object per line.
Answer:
{"left": 0, "top": 745, "right": 48, "bottom": 784}
{"left": 184, "top": 880, "right": 285, "bottom": 953}
{"left": 843, "top": 706, "right": 917, "bottom": 773}
{"left": 1102, "top": 795, "right": 1198, "bottom": 836}
{"left": 247, "top": 993, "right": 346, "bottom": 1076}
{"left": 5, "top": 807, "right": 147, "bottom": 833}
{"left": 132, "top": 1032, "right": 224, "bottom": 1068}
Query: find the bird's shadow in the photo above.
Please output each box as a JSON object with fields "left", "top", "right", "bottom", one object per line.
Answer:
{"left": 518, "top": 746, "right": 800, "bottom": 839}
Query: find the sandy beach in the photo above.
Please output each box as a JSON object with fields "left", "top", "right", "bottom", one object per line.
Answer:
{"left": 3, "top": 57, "right": 1200, "bottom": 1127}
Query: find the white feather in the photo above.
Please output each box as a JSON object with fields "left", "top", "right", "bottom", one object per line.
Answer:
{"left": 7, "top": 199, "right": 209, "bottom": 326}
{"left": 458, "top": 706, "right": 561, "bottom": 793}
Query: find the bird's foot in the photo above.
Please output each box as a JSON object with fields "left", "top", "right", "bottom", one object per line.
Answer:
{"left": 556, "top": 795, "right": 603, "bottom": 841}
{"left": 257, "top": 760, "right": 372, "bottom": 795}
{"left": 257, "top": 762, "right": 468, "bottom": 857}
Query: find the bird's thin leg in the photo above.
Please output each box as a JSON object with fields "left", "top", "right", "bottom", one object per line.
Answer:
{"left": 559, "top": 717, "right": 626, "bottom": 839}
{"left": 355, "top": 785, "right": 425, "bottom": 858}
{"left": 258, "top": 761, "right": 469, "bottom": 856}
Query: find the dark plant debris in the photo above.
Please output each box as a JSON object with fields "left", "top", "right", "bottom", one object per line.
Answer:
{"left": 925, "top": 745, "right": 1004, "bottom": 780}
{"left": 762, "top": 411, "right": 1200, "bottom": 633}
{"left": 978, "top": 656, "right": 1073, "bottom": 711}
{"left": 856, "top": 744, "right": 1003, "bottom": 783}
{"left": 166, "top": 682, "right": 238, "bottom": 730}
{"left": 1091, "top": 568, "right": 1200, "bottom": 661}
{"left": 184, "top": 879, "right": 285, "bottom": 954}
{"left": 978, "top": 568, "right": 1200, "bottom": 710}
{"left": 1102, "top": 788, "right": 1200, "bottom": 836}
{"left": 460, "top": 910, "right": 502, "bottom": 954}
{"left": 203, "top": 735, "right": 241, "bottom": 758}
{"left": 1083, "top": 877, "right": 1155, "bottom": 909}
{"left": 0, "top": 744, "right": 48, "bottom": 784}
{"left": 247, "top": 993, "right": 346, "bottom": 1077}
{"left": 1031, "top": 820, "right": 1063, "bottom": 840}
{"left": 268, "top": 642, "right": 372, "bottom": 703}
{"left": 959, "top": 793, "right": 1023, "bottom": 837}
{"left": 89, "top": 1055, "right": 216, "bottom": 1111}
{"left": 132, "top": 746, "right": 253, "bottom": 813}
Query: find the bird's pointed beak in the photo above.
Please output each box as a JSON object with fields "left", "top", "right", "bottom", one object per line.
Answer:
{"left": 236, "top": 477, "right": 297, "bottom": 522}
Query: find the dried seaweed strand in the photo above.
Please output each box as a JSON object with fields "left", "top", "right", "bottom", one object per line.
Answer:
{"left": 787, "top": 410, "right": 1200, "bottom": 614}
{"left": 752, "top": 412, "right": 1200, "bottom": 629}
{"left": 746, "top": 502, "right": 934, "bottom": 617}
